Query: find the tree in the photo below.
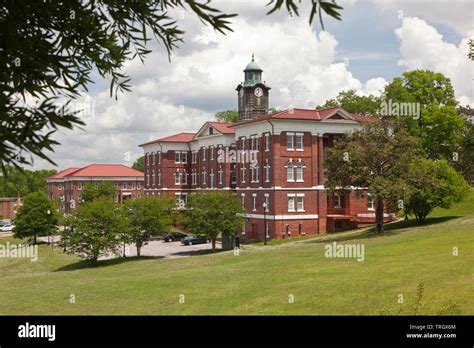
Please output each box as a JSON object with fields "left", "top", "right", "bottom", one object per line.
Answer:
{"left": 382, "top": 70, "right": 466, "bottom": 165}
{"left": 60, "top": 197, "right": 123, "bottom": 262}
{"left": 419, "top": 104, "right": 466, "bottom": 160}
{"left": 215, "top": 109, "right": 238, "bottom": 123}
{"left": 81, "top": 182, "right": 116, "bottom": 203}
{"left": 403, "top": 159, "right": 469, "bottom": 223}
{"left": 132, "top": 156, "right": 145, "bottom": 172}
{"left": 186, "top": 191, "right": 243, "bottom": 251}
{"left": 124, "top": 196, "right": 173, "bottom": 257}
{"left": 316, "top": 89, "right": 382, "bottom": 116}
{"left": 14, "top": 192, "right": 58, "bottom": 244}
{"left": 324, "top": 121, "right": 422, "bottom": 233}
{"left": 383, "top": 70, "right": 457, "bottom": 109}
{"left": 0, "top": 166, "right": 56, "bottom": 197}
{"left": 1, "top": 0, "right": 341, "bottom": 169}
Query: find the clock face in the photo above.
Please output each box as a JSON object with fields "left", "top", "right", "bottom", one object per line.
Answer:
{"left": 254, "top": 87, "right": 263, "bottom": 98}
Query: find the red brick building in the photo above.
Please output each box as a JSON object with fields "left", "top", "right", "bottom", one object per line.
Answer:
{"left": 0, "top": 197, "right": 22, "bottom": 221}
{"left": 47, "top": 164, "right": 144, "bottom": 213}
{"left": 139, "top": 57, "right": 395, "bottom": 241}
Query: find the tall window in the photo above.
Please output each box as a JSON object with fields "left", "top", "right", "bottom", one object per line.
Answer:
{"left": 367, "top": 194, "right": 374, "bottom": 210}
{"left": 192, "top": 151, "right": 197, "bottom": 163}
{"left": 218, "top": 167, "right": 223, "bottom": 185}
{"left": 231, "top": 164, "right": 237, "bottom": 184}
{"left": 287, "top": 162, "right": 294, "bottom": 182}
{"left": 175, "top": 172, "right": 181, "bottom": 185}
{"left": 296, "top": 162, "right": 303, "bottom": 181}
{"left": 181, "top": 152, "right": 187, "bottom": 164}
{"left": 288, "top": 195, "right": 295, "bottom": 212}
{"left": 264, "top": 160, "right": 270, "bottom": 182}
{"left": 158, "top": 171, "right": 161, "bottom": 186}
{"left": 241, "top": 165, "right": 246, "bottom": 183}
{"left": 202, "top": 170, "right": 207, "bottom": 185}
{"left": 210, "top": 170, "right": 215, "bottom": 189}
{"left": 175, "top": 151, "right": 180, "bottom": 163}
{"left": 252, "top": 194, "right": 257, "bottom": 211}
{"left": 297, "top": 195, "right": 305, "bottom": 211}
{"left": 295, "top": 134, "right": 303, "bottom": 150}
{"left": 182, "top": 171, "right": 188, "bottom": 185}
{"left": 287, "top": 133, "right": 294, "bottom": 150}
{"left": 192, "top": 171, "right": 197, "bottom": 185}
{"left": 264, "top": 194, "right": 269, "bottom": 212}
{"left": 152, "top": 170, "right": 156, "bottom": 186}
{"left": 264, "top": 134, "right": 270, "bottom": 151}
{"left": 158, "top": 152, "right": 161, "bottom": 164}
{"left": 334, "top": 194, "right": 343, "bottom": 208}
{"left": 202, "top": 147, "right": 206, "bottom": 161}
{"left": 241, "top": 193, "right": 245, "bottom": 208}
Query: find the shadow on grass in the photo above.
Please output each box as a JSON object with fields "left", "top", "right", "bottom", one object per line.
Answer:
{"left": 169, "top": 248, "right": 225, "bottom": 257}
{"left": 54, "top": 255, "right": 165, "bottom": 272}
{"left": 309, "top": 216, "right": 461, "bottom": 245}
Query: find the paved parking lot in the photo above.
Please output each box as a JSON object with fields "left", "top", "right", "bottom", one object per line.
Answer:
{"left": 121, "top": 239, "right": 221, "bottom": 259}
{"left": 4, "top": 234, "right": 219, "bottom": 260}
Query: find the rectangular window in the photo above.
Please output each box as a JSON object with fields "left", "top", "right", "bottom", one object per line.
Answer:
{"left": 175, "top": 151, "right": 180, "bottom": 163}
{"left": 252, "top": 194, "right": 257, "bottom": 211}
{"left": 175, "top": 173, "right": 180, "bottom": 185}
{"left": 137, "top": 183, "right": 141, "bottom": 190}
{"left": 192, "top": 151, "right": 197, "bottom": 163}
{"left": 77, "top": 183, "right": 83, "bottom": 190}
{"left": 152, "top": 152, "right": 155, "bottom": 165}
{"left": 287, "top": 196, "right": 295, "bottom": 212}
{"left": 231, "top": 164, "right": 237, "bottom": 184}
{"left": 297, "top": 196, "right": 305, "bottom": 211}
{"left": 182, "top": 172, "right": 188, "bottom": 185}
{"left": 264, "top": 194, "right": 269, "bottom": 212}
{"left": 335, "top": 194, "right": 342, "bottom": 208}
{"left": 241, "top": 193, "right": 245, "bottom": 208}
{"left": 131, "top": 183, "right": 136, "bottom": 190}
{"left": 210, "top": 147, "right": 214, "bottom": 160}
{"left": 122, "top": 183, "right": 127, "bottom": 190}
{"left": 295, "top": 134, "right": 303, "bottom": 150}
{"left": 287, "top": 133, "right": 294, "bottom": 150}
{"left": 202, "top": 147, "right": 206, "bottom": 161}
{"left": 192, "top": 172, "right": 196, "bottom": 185}
{"left": 218, "top": 169, "right": 223, "bottom": 184}
{"left": 181, "top": 152, "right": 187, "bottom": 164}
{"left": 241, "top": 165, "right": 246, "bottom": 183}
{"left": 58, "top": 184, "right": 63, "bottom": 190}
{"left": 158, "top": 152, "right": 161, "bottom": 164}
{"left": 367, "top": 194, "right": 374, "bottom": 210}
{"left": 264, "top": 134, "right": 270, "bottom": 151}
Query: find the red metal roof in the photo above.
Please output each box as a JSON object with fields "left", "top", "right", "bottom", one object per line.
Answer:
{"left": 67, "top": 164, "right": 144, "bottom": 177}
{"left": 207, "top": 122, "right": 235, "bottom": 134}
{"left": 139, "top": 132, "right": 196, "bottom": 146}
{"left": 232, "top": 107, "right": 379, "bottom": 126}
{"left": 48, "top": 167, "right": 80, "bottom": 179}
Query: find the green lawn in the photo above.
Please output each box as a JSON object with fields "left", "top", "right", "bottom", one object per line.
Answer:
{"left": 0, "top": 190, "right": 473, "bottom": 315}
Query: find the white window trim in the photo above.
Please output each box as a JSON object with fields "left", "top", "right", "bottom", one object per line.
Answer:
{"left": 252, "top": 193, "right": 257, "bottom": 212}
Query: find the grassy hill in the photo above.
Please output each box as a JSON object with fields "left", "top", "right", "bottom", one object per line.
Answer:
{"left": 0, "top": 190, "right": 473, "bottom": 315}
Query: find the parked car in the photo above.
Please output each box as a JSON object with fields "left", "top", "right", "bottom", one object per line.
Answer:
{"left": 1, "top": 223, "right": 15, "bottom": 232}
{"left": 163, "top": 232, "right": 188, "bottom": 242}
{"left": 181, "top": 235, "right": 210, "bottom": 246}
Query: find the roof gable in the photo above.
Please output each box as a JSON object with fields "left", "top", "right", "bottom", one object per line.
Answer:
{"left": 194, "top": 122, "right": 235, "bottom": 139}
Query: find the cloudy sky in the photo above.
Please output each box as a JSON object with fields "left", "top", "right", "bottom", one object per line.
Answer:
{"left": 33, "top": 0, "right": 473, "bottom": 171}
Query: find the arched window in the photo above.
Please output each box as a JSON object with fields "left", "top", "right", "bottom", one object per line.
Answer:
{"left": 287, "top": 162, "right": 294, "bottom": 182}
{"left": 296, "top": 162, "right": 303, "bottom": 181}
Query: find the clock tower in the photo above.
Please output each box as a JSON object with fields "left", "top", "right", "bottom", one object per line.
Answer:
{"left": 236, "top": 54, "right": 271, "bottom": 121}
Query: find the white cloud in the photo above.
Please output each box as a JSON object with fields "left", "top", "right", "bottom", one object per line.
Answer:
{"left": 374, "top": 0, "right": 473, "bottom": 37}
{"left": 395, "top": 16, "right": 473, "bottom": 105}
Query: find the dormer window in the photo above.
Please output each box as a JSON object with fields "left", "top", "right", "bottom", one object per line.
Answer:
{"left": 209, "top": 127, "right": 214, "bottom": 135}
